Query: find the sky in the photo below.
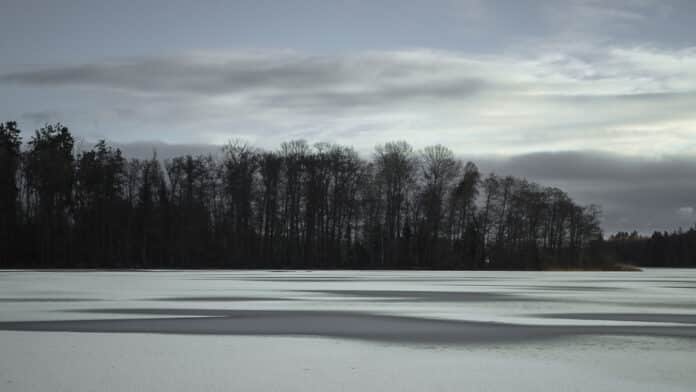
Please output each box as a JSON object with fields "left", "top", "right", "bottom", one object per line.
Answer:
{"left": 1, "top": 0, "right": 695, "bottom": 234}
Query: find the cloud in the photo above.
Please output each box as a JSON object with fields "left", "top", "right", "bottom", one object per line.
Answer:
{"left": 1, "top": 1, "right": 694, "bottom": 234}
{"left": 1, "top": 51, "right": 490, "bottom": 98}
{"left": 677, "top": 207, "right": 695, "bottom": 219}
{"left": 474, "top": 151, "right": 696, "bottom": 234}
{"left": 537, "top": 0, "right": 679, "bottom": 46}
{"left": 2, "top": 47, "right": 696, "bottom": 155}
{"left": 20, "top": 110, "right": 63, "bottom": 125}
{"left": 112, "top": 140, "right": 221, "bottom": 160}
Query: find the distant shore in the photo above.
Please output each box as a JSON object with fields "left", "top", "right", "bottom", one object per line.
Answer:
{"left": 0, "top": 265, "right": 643, "bottom": 272}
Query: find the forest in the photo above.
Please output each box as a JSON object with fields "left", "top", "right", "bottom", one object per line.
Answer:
{"left": 0, "top": 120, "right": 663, "bottom": 270}
{"left": 602, "top": 230, "right": 696, "bottom": 268}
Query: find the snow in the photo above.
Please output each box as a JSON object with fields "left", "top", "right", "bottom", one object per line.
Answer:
{"left": 0, "top": 269, "right": 695, "bottom": 391}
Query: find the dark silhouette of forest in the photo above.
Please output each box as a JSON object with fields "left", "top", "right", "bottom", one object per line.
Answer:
{"left": 0, "top": 120, "right": 670, "bottom": 270}
{"left": 601, "top": 230, "right": 696, "bottom": 268}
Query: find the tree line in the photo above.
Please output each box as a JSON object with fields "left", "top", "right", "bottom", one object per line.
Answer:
{"left": 1, "top": 121, "right": 607, "bottom": 269}
{"left": 601, "top": 229, "right": 696, "bottom": 267}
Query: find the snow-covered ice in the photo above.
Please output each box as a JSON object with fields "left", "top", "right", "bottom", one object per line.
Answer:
{"left": 0, "top": 269, "right": 695, "bottom": 391}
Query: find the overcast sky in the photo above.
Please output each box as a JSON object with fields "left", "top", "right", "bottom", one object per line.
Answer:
{"left": 1, "top": 0, "right": 695, "bottom": 234}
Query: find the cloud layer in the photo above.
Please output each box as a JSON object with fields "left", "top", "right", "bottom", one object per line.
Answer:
{"left": 475, "top": 151, "right": 696, "bottom": 234}
{"left": 1, "top": 1, "right": 696, "bottom": 233}
{"left": 3, "top": 46, "right": 696, "bottom": 155}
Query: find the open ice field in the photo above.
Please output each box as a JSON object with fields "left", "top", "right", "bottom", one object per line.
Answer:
{"left": 1, "top": 269, "right": 695, "bottom": 391}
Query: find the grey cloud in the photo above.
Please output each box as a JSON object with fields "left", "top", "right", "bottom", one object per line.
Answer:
{"left": 0, "top": 53, "right": 486, "bottom": 98}
{"left": 3, "top": 50, "right": 695, "bottom": 236}
{"left": 2, "top": 58, "right": 344, "bottom": 95}
{"left": 474, "top": 151, "right": 696, "bottom": 234}
{"left": 3, "top": 48, "right": 696, "bottom": 155}
{"left": 2, "top": 2, "right": 695, "bottom": 235}
{"left": 254, "top": 78, "right": 487, "bottom": 111}
{"left": 475, "top": 151, "right": 696, "bottom": 183}
{"left": 20, "top": 110, "right": 63, "bottom": 125}
{"left": 539, "top": 0, "right": 683, "bottom": 44}
{"left": 113, "top": 141, "right": 222, "bottom": 160}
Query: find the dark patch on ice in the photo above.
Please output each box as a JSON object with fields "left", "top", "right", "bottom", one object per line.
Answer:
{"left": 443, "top": 285, "right": 621, "bottom": 292}
{"left": 0, "top": 298, "right": 100, "bottom": 302}
{"left": 301, "top": 290, "right": 539, "bottom": 302}
{"left": 538, "top": 313, "right": 696, "bottom": 324}
{"left": 151, "top": 296, "right": 295, "bottom": 302}
{"left": 220, "top": 276, "right": 513, "bottom": 283}
{"left": 241, "top": 278, "right": 359, "bottom": 282}
{"left": 74, "top": 308, "right": 280, "bottom": 317}
{"left": 514, "top": 285, "right": 621, "bottom": 292}
{"left": 570, "top": 279, "right": 696, "bottom": 285}
{"left": 196, "top": 277, "right": 359, "bottom": 282}
{"left": 594, "top": 301, "right": 696, "bottom": 309}
{"left": 0, "top": 308, "right": 695, "bottom": 344}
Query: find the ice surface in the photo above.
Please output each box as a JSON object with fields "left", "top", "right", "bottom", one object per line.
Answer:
{"left": 0, "top": 269, "right": 695, "bottom": 391}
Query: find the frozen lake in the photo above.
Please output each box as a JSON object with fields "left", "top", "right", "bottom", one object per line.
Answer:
{"left": 1, "top": 269, "right": 695, "bottom": 391}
